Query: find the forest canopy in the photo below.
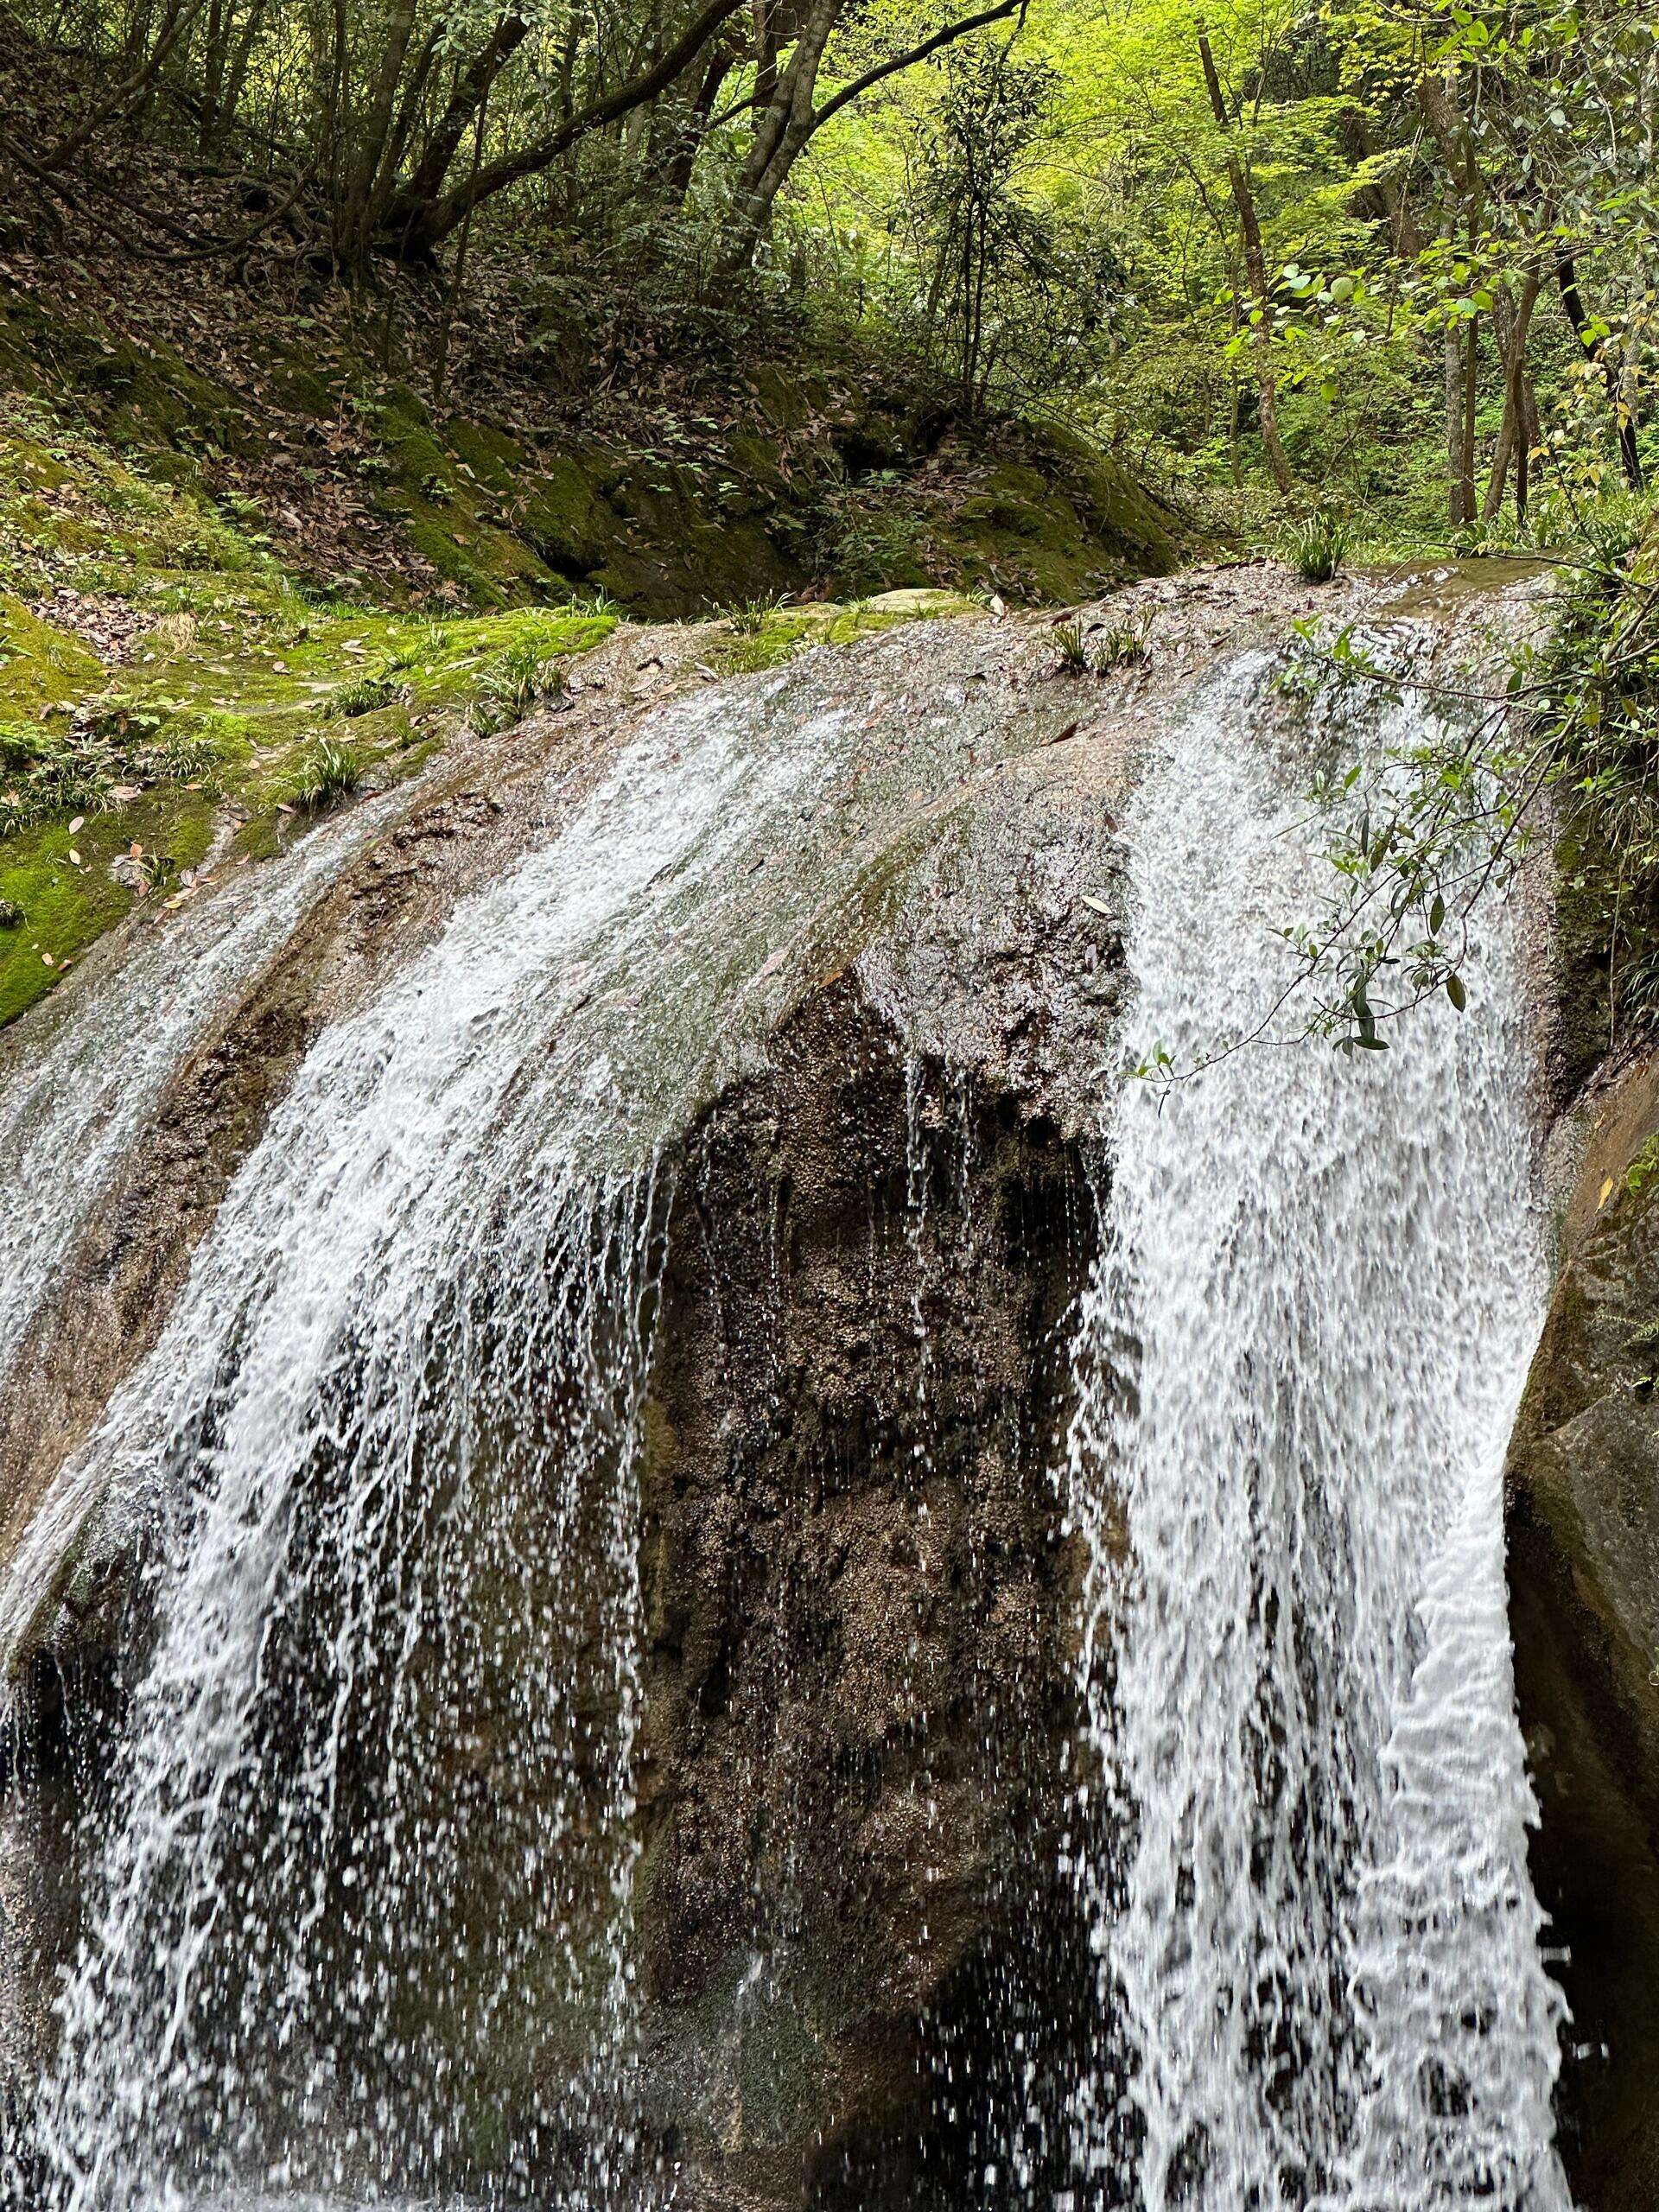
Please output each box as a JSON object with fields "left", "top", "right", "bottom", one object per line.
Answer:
{"left": 0, "top": 0, "right": 1652, "bottom": 545}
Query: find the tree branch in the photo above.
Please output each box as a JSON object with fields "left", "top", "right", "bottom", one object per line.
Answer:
{"left": 400, "top": 0, "right": 747, "bottom": 253}
{"left": 809, "top": 0, "right": 1023, "bottom": 137}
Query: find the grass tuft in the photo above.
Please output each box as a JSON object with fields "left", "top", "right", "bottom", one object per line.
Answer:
{"left": 1052, "top": 617, "right": 1091, "bottom": 674}
{"left": 327, "top": 669, "right": 404, "bottom": 719}
{"left": 1093, "top": 607, "right": 1154, "bottom": 671}
{"left": 725, "top": 595, "right": 782, "bottom": 637}
{"left": 491, "top": 639, "right": 569, "bottom": 721}
{"left": 1281, "top": 511, "right": 1354, "bottom": 584}
{"left": 289, "top": 734, "right": 363, "bottom": 810}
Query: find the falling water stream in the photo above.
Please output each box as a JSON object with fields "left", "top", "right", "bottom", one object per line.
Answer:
{"left": 0, "top": 625, "right": 1571, "bottom": 2209}
{"left": 1066, "top": 652, "right": 1569, "bottom": 2211}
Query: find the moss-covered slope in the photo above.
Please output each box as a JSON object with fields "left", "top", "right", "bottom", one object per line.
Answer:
{"left": 1, "top": 279, "right": 1190, "bottom": 622}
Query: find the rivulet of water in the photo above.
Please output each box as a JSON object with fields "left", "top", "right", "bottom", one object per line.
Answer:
{"left": 1065, "top": 651, "right": 1568, "bottom": 2211}
{"left": 0, "top": 792, "right": 403, "bottom": 1391}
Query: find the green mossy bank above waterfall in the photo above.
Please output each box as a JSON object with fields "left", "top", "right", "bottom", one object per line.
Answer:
{"left": 0, "top": 283, "right": 1186, "bottom": 622}
{"left": 0, "top": 277, "right": 1185, "bottom": 1030}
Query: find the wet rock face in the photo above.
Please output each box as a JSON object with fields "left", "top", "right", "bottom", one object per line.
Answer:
{"left": 1510, "top": 1057, "right": 1659, "bottom": 2211}
{"left": 634, "top": 981, "right": 1100, "bottom": 2203}
{"left": 0, "top": 596, "right": 1149, "bottom": 2201}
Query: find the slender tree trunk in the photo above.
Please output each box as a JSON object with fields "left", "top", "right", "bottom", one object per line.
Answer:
{"left": 435, "top": 89, "right": 490, "bottom": 399}
{"left": 1484, "top": 267, "right": 1542, "bottom": 524}
{"left": 663, "top": 47, "right": 737, "bottom": 206}
{"left": 1415, "top": 71, "right": 1490, "bottom": 529}
{"left": 722, "top": 0, "right": 842, "bottom": 271}
{"left": 753, "top": 0, "right": 779, "bottom": 108}
{"left": 200, "top": 0, "right": 228, "bottom": 151}
{"left": 217, "top": 0, "right": 272, "bottom": 147}
{"left": 1444, "top": 322, "right": 1467, "bottom": 526}
{"left": 339, "top": 0, "right": 418, "bottom": 264}
{"left": 1197, "top": 22, "right": 1293, "bottom": 494}
{"left": 39, "top": 0, "right": 212, "bottom": 170}
{"left": 410, "top": 0, "right": 747, "bottom": 256}
{"left": 403, "top": 16, "right": 528, "bottom": 213}
{"left": 1557, "top": 253, "right": 1645, "bottom": 491}
{"left": 1459, "top": 314, "right": 1479, "bottom": 524}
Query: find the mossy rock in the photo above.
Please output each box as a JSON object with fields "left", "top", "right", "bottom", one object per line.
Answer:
{"left": 2, "top": 273, "right": 1192, "bottom": 633}
{"left": 267, "top": 359, "right": 340, "bottom": 419}
{"left": 0, "top": 789, "right": 218, "bottom": 1027}
{"left": 445, "top": 418, "right": 525, "bottom": 488}
{"left": 518, "top": 454, "right": 609, "bottom": 576}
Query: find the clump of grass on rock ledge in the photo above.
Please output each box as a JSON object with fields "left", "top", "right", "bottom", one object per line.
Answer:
{"left": 289, "top": 734, "right": 363, "bottom": 811}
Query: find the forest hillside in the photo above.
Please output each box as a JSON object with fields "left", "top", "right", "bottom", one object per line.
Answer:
{"left": 0, "top": 0, "right": 1654, "bottom": 1042}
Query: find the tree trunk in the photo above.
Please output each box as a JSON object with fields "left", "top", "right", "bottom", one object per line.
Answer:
{"left": 1484, "top": 267, "right": 1542, "bottom": 524}
{"left": 338, "top": 0, "right": 419, "bottom": 266}
{"left": 1460, "top": 313, "right": 1479, "bottom": 526}
{"left": 404, "top": 0, "right": 747, "bottom": 257}
{"left": 662, "top": 46, "right": 739, "bottom": 207}
{"left": 753, "top": 0, "right": 779, "bottom": 109}
{"left": 396, "top": 14, "right": 529, "bottom": 232}
{"left": 1445, "top": 321, "right": 1467, "bottom": 527}
{"left": 1197, "top": 23, "right": 1293, "bottom": 494}
{"left": 1557, "top": 253, "right": 1645, "bottom": 492}
{"left": 721, "top": 0, "right": 842, "bottom": 272}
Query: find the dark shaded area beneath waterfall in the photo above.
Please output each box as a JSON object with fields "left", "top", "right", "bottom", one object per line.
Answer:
{"left": 0, "top": 978, "right": 1119, "bottom": 2210}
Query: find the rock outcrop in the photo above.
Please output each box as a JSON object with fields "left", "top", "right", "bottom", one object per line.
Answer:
{"left": 0, "top": 563, "right": 1422, "bottom": 2203}
{"left": 0, "top": 590, "right": 1147, "bottom": 2200}
{"left": 1510, "top": 1052, "right": 1659, "bottom": 2212}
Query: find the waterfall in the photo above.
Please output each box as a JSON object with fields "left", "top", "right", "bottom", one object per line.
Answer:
{"left": 0, "top": 618, "right": 1574, "bottom": 2212}
{"left": 0, "top": 791, "right": 401, "bottom": 1393}
{"left": 3, "top": 628, "right": 1058, "bottom": 2209}
{"left": 1066, "top": 651, "right": 1569, "bottom": 2209}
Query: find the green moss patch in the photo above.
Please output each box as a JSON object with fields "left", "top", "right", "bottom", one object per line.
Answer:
{"left": 0, "top": 381, "right": 620, "bottom": 1026}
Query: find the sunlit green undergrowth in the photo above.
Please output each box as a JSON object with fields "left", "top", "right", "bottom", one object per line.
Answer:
{"left": 709, "top": 593, "right": 978, "bottom": 675}
{"left": 0, "top": 391, "right": 619, "bottom": 1027}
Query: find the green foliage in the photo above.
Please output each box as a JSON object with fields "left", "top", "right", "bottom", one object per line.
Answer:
{"left": 288, "top": 734, "right": 364, "bottom": 811}
{"left": 1281, "top": 512, "right": 1354, "bottom": 583}
{"left": 1625, "top": 1138, "right": 1659, "bottom": 1202}
{"left": 491, "top": 640, "right": 569, "bottom": 721}
{"left": 1051, "top": 606, "right": 1154, "bottom": 676}
{"left": 819, "top": 495, "right": 933, "bottom": 597}
{"left": 327, "top": 671, "right": 404, "bottom": 720}
{"left": 715, "top": 618, "right": 815, "bottom": 675}
{"left": 1052, "top": 618, "right": 1091, "bottom": 673}
{"left": 563, "top": 590, "right": 622, "bottom": 621}
{"left": 725, "top": 597, "right": 784, "bottom": 637}
{"left": 1093, "top": 607, "right": 1154, "bottom": 671}
{"left": 1234, "top": 496, "right": 1659, "bottom": 1065}
{"left": 0, "top": 696, "right": 215, "bottom": 837}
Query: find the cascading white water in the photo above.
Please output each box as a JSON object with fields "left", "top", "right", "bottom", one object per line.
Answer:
{"left": 0, "top": 615, "right": 1578, "bottom": 2212}
{"left": 0, "top": 791, "right": 402, "bottom": 1391}
{"left": 1066, "top": 650, "right": 1569, "bottom": 2210}
{"left": 4, "top": 629, "right": 1057, "bottom": 2210}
